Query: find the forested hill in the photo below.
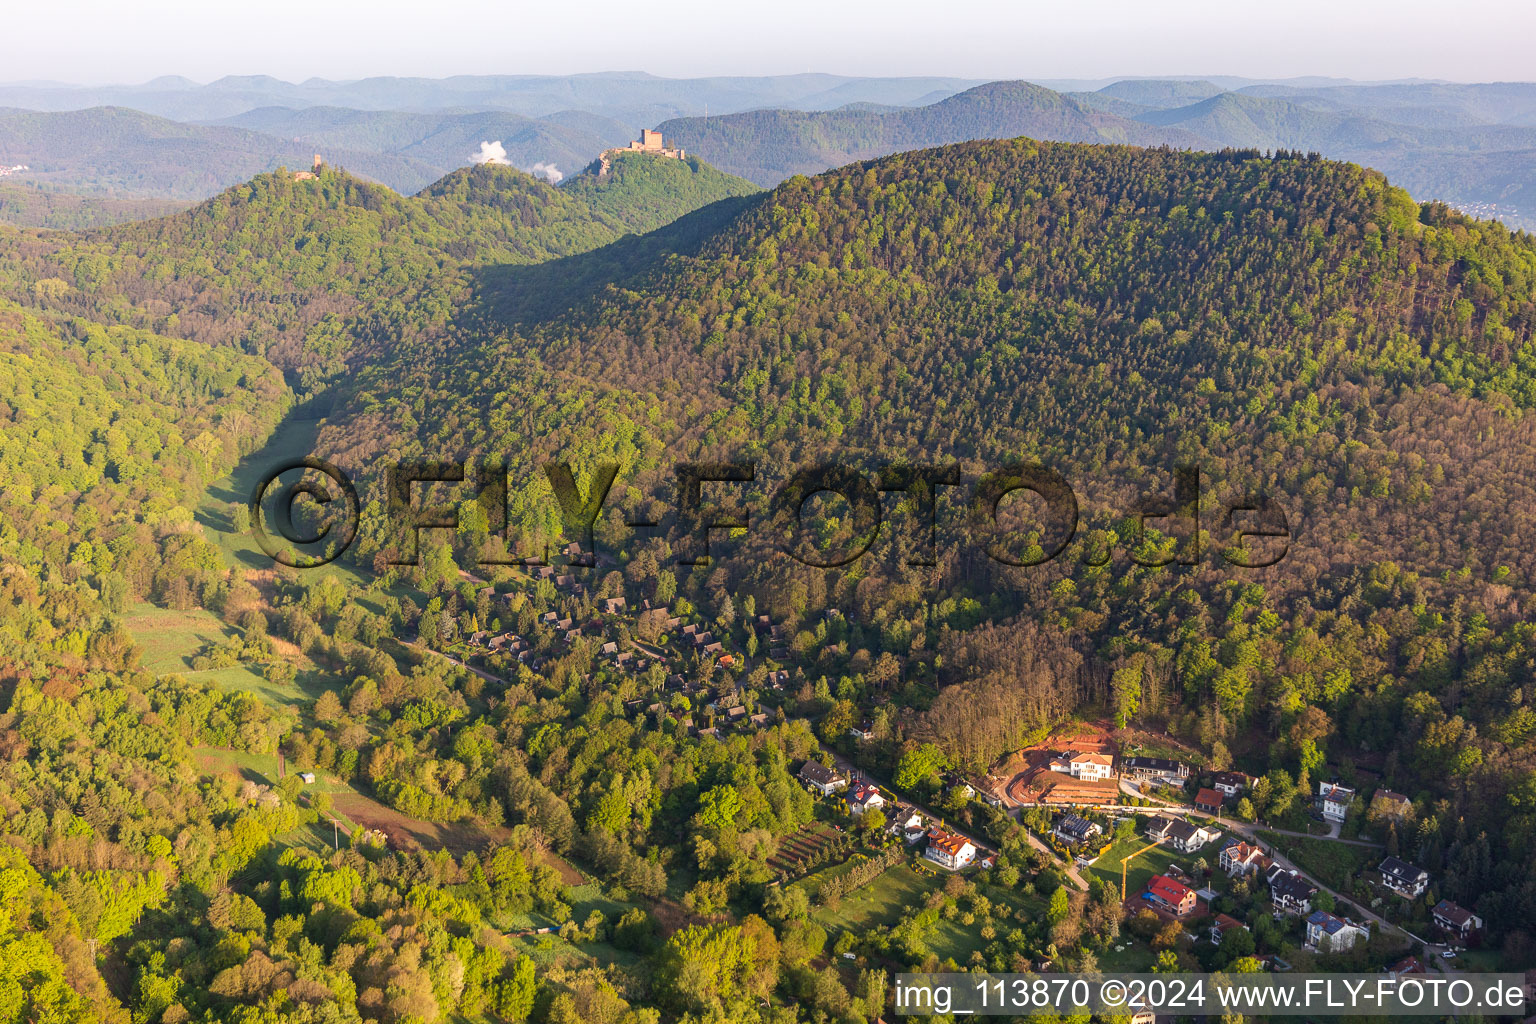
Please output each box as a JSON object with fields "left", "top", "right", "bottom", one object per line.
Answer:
{"left": 657, "top": 81, "right": 1218, "bottom": 184}
{"left": 0, "top": 153, "right": 757, "bottom": 387}
{"left": 321, "top": 141, "right": 1536, "bottom": 917}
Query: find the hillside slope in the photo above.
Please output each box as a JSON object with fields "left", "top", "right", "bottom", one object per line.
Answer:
{"left": 657, "top": 81, "right": 1216, "bottom": 184}
{"left": 0, "top": 106, "right": 443, "bottom": 198}
{"left": 295, "top": 140, "right": 1536, "bottom": 933}
{"left": 0, "top": 154, "right": 757, "bottom": 383}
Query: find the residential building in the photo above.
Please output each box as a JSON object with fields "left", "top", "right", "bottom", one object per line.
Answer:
{"left": 924, "top": 829, "right": 977, "bottom": 871}
{"left": 1210, "top": 913, "right": 1248, "bottom": 945}
{"left": 848, "top": 782, "right": 886, "bottom": 816}
{"left": 897, "top": 810, "right": 927, "bottom": 844}
{"left": 1266, "top": 865, "right": 1319, "bottom": 915}
{"left": 1052, "top": 813, "right": 1103, "bottom": 846}
{"left": 1143, "top": 874, "right": 1196, "bottom": 916}
{"left": 849, "top": 719, "right": 875, "bottom": 741}
{"left": 1219, "top": 840, "right": 1269, "bottom": 878}
{"left": 1121, "top": 756, "right": 1190, "bottom": 786}
{"left": 1068, "top": 751, "right": 1115, "bottom": 780}
{"left": 1211, "top": 771, "right": 1253, "bottom": 797}
{"left": 1369, "top": 790, "right": 1414, "bottom": 821}
{"left": 1143, "top": 815, "right": 1177, "bottom": 842}
{"left": 1377, "top": 856, "right": 1430, "bottom": 899}
{"left": 1306, "top": 910, "right": 1368, "bottom": 953}
{"left": 798, "top": 761, "right": 848, "bottom": 796}
{"left": 1319, "top": 780, "right": 1355, "bottom": 822}
{"left": 1388, "top": 956, "right": 1427, "bottom": 976}
{"left": 1431, "top": 899, "right": 1483, "bottom": 940}
{"left": 1194, "top": 787, "right": 1225, "bottom": 813}
{"left": 1166, "top": 819, "right": 1219, "bottom": 853}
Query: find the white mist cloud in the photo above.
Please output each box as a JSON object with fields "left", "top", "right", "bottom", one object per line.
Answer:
{"left": 473, "top": 140, "right": 509, "bottom": 165}
{"left": 528, "top": 161, "right": 563, "bottom": 184}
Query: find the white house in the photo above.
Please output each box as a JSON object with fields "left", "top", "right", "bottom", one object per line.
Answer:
{"left": 1267, "top": 865, "right": 1319, "bottom": 915}
{"left": 1219, "top": 840, "right": 1269, "bottom": 878}
{"left": 897, "top": 810, "right": 927, "bottom": 844}
{"left": 1306, "top": 910, "right": 1368, "bottom": 953}
{"left": 1068, "top": 751, "right": 1115, "bottom": 781}
{"left": 1432, "top": 899, "right": 1483, "bottom": 940}
{"left": 1377, "top": 856, "right": 1429, "bottom": 899}
{"left": 1319, "top": 780, "right": 1355, "bottom": 823}
{"left": 924, "top": 828, "right": 977, "bottom": 870}
{"left": 847, "top": 782, "right": 886, "bottom": 816}
{"left": 1166, "top": 819, "right": 1220, "bottom": 853}
{"left": 1211, "top": 771, "right": 1254, "bottom": 797}
{"left": 798, "top": 761, "right": 848, "bottom": 796}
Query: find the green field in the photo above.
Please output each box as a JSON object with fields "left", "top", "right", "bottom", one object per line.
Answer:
{"left": 809, "top": 861, "right": 937, "bottom": 933}
{"left": 123, "top": 601, "right": 330, "bottom": 707}
{"left": 1086, "top": 831, "right": 1223, "bottom": 898}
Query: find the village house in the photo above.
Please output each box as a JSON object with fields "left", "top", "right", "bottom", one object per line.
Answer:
{"left": 973, "top": 782, "right": 1005, "bottom": 809}
{"left": 924, "top": 828, "right": 977, "bottom": 871}
{"left": 849, "top": 719, "right": 875, "bottom": 741}
{"left": 1319, "top": 780, "right": 1356, "bottom": 822}
{"left": 896, "top": 810, "right": 928, "bottom": 844}
{"left": 1431, "top": 899, "right": 1483, "bottom": 941}
{"left": 798, "top": 761, "right": 848, "bottom": 796}
{"left": 1370, "top": 790, "right": 1414, "bottom": 821}
{"left": 1266, "top": 865, "right": 1319, "bottom": 915}
{"left": 1143, "top": 874, "right": 1196, "bottom": 916}
{"left": 1306, "top": 910, "right": 1368, "bottom": 953}
{"left": 847, "top": 782, "right": 885, "bottom": 816}
{"left": 1166, "top": 819, "right": 1220, "bottom": 853}
{"left": 1219, "top": 840, "right": 1269, "bottom": 878}
{"left": 1387, "top": 955, "right": 1427, "bottom": 976}
{"left": 1210, "top": 913, "right": 1248, "bottom": 945}
{"left": 942, "top": 773, "right": 975, "bottom": 799}
{"left": 1211, "top": 771, "right": 1254, "bottom": 797}
{"left": 1194, "top": 787, "right": 1226, "bottom": 813}
{"left": 1121, "top": 756, "right": 1190, "bottom": 787}
{"left": 1052, "top": 813, "right": 1103, "bottom": 846}
{"left": 1143, "top": 815, "right": 1178, "bottom": 842}
{"left": 1377, "top": 856, "right": 1430, "bottom": 899}
{"left": 1049, "top": 750, "right": 1115, "bottom": 780}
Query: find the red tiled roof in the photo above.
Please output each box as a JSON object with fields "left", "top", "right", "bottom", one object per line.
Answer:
{"left": 1147, "top": 874, "right": 1192, "bottom": 905}
{"left": 1195, "top": 787, "right": 1224, "bottom": 806}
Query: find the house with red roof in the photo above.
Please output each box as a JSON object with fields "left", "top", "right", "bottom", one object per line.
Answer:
{"left": 1143, "top": 874, "right": 1196, "bottom": 916}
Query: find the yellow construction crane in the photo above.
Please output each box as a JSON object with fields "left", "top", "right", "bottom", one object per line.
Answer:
{"left": 1121, "top": 839, "right": 1163, "bottom": 900}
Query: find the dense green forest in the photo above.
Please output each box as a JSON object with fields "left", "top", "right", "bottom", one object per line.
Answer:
{"left": 0, "top": 184, "right": 188, "bottom": 231}
{"left": 2, "top": 137, "right": 1536, "bottom": 1024}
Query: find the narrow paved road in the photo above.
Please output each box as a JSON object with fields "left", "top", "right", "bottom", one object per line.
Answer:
{"left": 1118, "top": 780, "right": 1401, "bottom": 935}
{"left": 1118, "top": 780, "right": 1385, "bottom": 847}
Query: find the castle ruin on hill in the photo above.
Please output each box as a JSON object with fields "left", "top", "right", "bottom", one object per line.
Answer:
{"left": 596, "top": 129, "right": 686, "bottom": 175}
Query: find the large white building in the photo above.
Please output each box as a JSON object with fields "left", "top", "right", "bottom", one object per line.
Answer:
{"left": 1306, "top": 910, "right": 1368, "bottom": 953}
{"left": 924, "top": 829, "right": 977, "bottom": 871}
{"left": 1319, "top": 780, "right": 1355, "bottom": 822}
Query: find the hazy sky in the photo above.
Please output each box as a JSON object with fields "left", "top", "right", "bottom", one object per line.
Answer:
{"left": 10, "top": 0, "right": 1535, "bottom": 84}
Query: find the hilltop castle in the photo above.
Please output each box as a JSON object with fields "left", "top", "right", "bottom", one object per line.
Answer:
{"left": 597, "top": 129, "right": 686, "bottom": 175}
{"left": 293, "top": 154, "right": 323, "bottom": 180}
